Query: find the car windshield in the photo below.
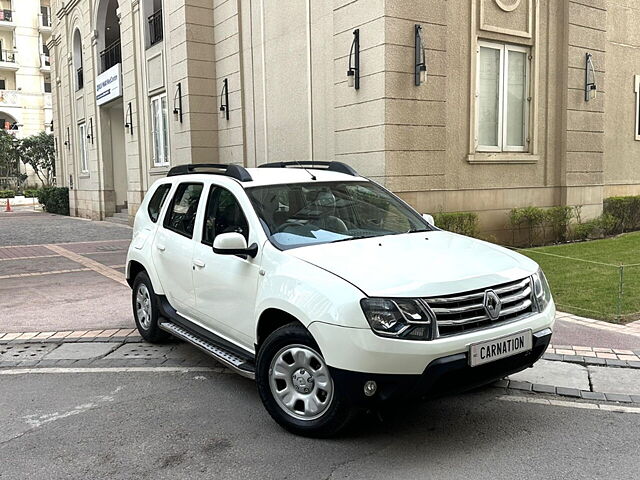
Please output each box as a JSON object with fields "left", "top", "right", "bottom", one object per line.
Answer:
{"left": 246, "top": 181, "right": 431, "bottom": 250}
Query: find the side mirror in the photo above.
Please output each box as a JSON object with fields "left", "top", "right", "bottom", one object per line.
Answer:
{"left": 212, "top": 232, "right": 258, "bottom": 258}
{"left": 422, "top": 213, "right": 435, "bottom": 226}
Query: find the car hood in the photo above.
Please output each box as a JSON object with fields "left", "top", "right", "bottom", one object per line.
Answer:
{"left": 286, "top": 231, "right": 538, "bottom": 297}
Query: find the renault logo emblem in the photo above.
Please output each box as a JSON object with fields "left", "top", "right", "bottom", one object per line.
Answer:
{"left": 483, "top": 289, "right": 502, "bottom": 320}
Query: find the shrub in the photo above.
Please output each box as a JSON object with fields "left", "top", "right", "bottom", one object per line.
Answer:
{"left": 37, "top": 187, "right": 69, "bottom": 215}
{"left": 603, "top": 196, "right": 640, "bottom": 233}
{"left": 0, "top": 189, "right": 16, "bottom": 199}
{"left": 545, "top": 206, "right": 574, "bottom": 243}
{"left": 509, "top": 206, "right": 546, "bottom": 246}
{"left": 597, "top": 213, "right": 618, "bottom": 236}
{"left": 23, "top": 188, "right": 40, "bottom": 198}
{"left": 573, "top": 220, "right": 598, "bottom": 241}
{"left": 433, "top": 212, "right": 479, "bottom": 237}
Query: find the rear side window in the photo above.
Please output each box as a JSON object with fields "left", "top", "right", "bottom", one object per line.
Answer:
{"left": 163, "top": 183, "right": 204, "bottom": 238}
{"left": 147, "top": 184, "right": 171, "bottom": 223}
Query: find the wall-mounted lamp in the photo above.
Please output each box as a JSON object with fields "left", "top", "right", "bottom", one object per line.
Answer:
{"left": 87, "top": 117, "right": 94, "bottom": 144}
{"left": 173, "top": 82, "right": 183, "bottom": 123}
{"left": 585, "top": 53, "right": 597, "bottom": 102}
{"left": 124, "top": 102, "right": 134, "bottom": 135}
{"left": 219, "top": 78, "right": 229, "bottom": 120}
{"left": 347, "top": 29, "right": 360, "bottom": 89}
{"left": 415, "top": 24, "right": 427, "bottom": 86}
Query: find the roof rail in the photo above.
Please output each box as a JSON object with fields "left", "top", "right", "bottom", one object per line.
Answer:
{"left": 166, "top": 163, "right": 253, "bottom": 182}
{"left": 258, "top": 161, "right": 359, "bottom": 177}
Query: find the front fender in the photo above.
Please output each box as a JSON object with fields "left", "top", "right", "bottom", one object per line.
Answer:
{"left": 255, "top": 244, "right": 369, "bottom": 335}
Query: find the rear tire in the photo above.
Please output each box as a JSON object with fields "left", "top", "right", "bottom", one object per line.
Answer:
{"left": 132, "top": 271, "right": 169, "bottom": 343}
{"left": 256, "top": 323, "right": 353, "bottom": 437}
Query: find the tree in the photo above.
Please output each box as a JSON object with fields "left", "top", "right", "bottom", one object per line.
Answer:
{"left": 0, "top": 130, "right": 24, "bottom": 190}
{"left": 19, "top": 131, "right": 56, "bottom": 187}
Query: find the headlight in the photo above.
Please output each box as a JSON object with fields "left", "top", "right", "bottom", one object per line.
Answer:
{"left": 360, "top": 298, "right": 434, "bottom": 340}
{"left": 531, "top": 268, "right": 552, "bottom": 312}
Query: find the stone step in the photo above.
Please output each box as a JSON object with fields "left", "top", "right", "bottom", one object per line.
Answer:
{"left": 104, "top": 215, "right": 130, "bottom": 226}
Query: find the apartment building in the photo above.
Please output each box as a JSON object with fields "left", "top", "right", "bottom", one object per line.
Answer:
{"left": 48, "top": 0, "right": 640, "bottom": 239}
{"left": 0, "top": 0, "right": 53, "bottom": 146}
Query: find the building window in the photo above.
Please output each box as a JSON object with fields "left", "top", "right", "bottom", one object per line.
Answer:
{"left": 44, "top": 78, "right": 51, "bottom": 93}
{"left": 0, "top": 79, "right": 5, "bottom": 90}
{"left": 78, "top": 123, "right": 88, "bottom": 173}
{"left": 476, "top": 41, "right": 530, "bottom": 153}
{"left": 150, "top": 94, "right": 169, "bottom": 166}
{"left": 73, "top": 29, "right": 83, "bottom": 90}
{"left": 635, "top": 75, "right": 640, "bottom": 141}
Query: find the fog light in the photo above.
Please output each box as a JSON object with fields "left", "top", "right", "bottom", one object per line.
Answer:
{"left": 364, "top": 380, "right": 377, "bottom": 397}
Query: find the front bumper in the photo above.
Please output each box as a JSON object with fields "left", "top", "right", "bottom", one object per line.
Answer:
{"left": 330, "top": 328, "right": 551, "bottom": 406}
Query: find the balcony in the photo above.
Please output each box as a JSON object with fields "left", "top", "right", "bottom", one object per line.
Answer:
{"left": 99, "top": 39, "right": 121, "bottom": 73}
{"left": 40, "top": 53, "right": 50, "bottom": 73}
{"left": 39, "top": 7, "right": 52, "bottom": 34}
{"left": 148, "top": 9, "right": 163, "bottom": 47}
{"left": 0, "top": 9, "right": 14, "bottom": 31}
{"left": 0, "top": 49, "right": 18, "bottom": 72}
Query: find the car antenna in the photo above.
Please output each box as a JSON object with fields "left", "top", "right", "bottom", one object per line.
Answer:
{"left": 295, "top": 160, "right": 316, "bottom": 181}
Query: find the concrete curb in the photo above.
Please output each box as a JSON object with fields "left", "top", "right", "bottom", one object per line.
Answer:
{"left": 542, "top": 352, "right": 640, "bottom": 369}
{"left": 496, "top": 378, "right": 640, "bottom": 405}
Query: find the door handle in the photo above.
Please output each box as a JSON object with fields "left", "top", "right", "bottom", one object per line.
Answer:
{"left": 156, "top": 244, "right": 166, "bottom": 252}
{"left": 193, "top": 259, "right": 206, "bottom": 268}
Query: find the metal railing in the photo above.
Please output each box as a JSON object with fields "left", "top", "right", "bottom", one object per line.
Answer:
{"left": 99, "top": 39, "right": 121, "bottom": 72}
{"left": 0, "top": 49, "right": 16, "bottom": 63}
{"left": 148, "top": 9, "right": 163, "bottom": 46}
{"left": 0, "top": 9, "right": 12, "bottom": 22}
{"left": 77, "top": 66, "right": 84, "bottom": 90}
{"left": 41, "top": 53, "right": 50, "bottom": 67}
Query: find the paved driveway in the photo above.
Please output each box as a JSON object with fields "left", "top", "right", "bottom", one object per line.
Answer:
{"left": 0, "top": 211, "right": 133, "bottom": 333}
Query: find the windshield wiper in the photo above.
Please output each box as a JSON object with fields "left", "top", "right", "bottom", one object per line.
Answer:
{"left": 406, "top": 228, "right": 431, "bottom": 233}
{"left": 329, "top": 235, "right": 370, "bottom": 244}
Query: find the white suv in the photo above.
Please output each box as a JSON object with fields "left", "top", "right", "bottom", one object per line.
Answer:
{"left": 126, "top": 162, "right": 555, "bottom": 436}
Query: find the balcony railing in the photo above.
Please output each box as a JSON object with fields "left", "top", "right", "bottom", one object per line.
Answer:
{"left": 0, "top": 9, "right": 12, "bottom": 22}
{"left": 41, "top": 54, "right": 50, "bottom": 67}
{"left": 77, "top": 66, "right": 84, "bottom": 90}
{"left": 148, "top": 9, "right": 163, "bottom": 46}
{"left": 99, "top": 39, "right": 121, "bottom": 73}
{"left": 0, "top": 89, "right": 20, "bottom": 107}
{"left": 0, "top": 49, "right": 16, "bottom": 63}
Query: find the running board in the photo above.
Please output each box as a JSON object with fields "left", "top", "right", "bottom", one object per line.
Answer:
{"left": 159, "top": 321, "right": 255, "bottom": 379}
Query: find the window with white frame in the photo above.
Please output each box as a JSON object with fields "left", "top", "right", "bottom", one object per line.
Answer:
{"left": 78, "top": 123, "right": 88, "bottom": 173}
{"left": 635, "top": 75, "right": 640, "bottom": 141}
{"left": 150, "top": 94, "right": 169, "bottom": 166}
{"left": 476, "top": 41, "right": 530, "bottom": 153}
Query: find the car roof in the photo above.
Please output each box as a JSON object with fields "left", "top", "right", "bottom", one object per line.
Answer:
{"left": 164, "top": 167, "right": 368, "bottom": 188}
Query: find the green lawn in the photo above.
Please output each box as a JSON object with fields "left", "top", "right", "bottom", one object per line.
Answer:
{"left": 519, "top": 232, "right": 640, "bottom": 323}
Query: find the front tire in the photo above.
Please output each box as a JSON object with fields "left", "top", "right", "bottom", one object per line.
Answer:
{"left": 256, "top": 324, "right": 353, "bottom": 437}
{"left": 132, "top": 271, "right": 169, "bottom": 343}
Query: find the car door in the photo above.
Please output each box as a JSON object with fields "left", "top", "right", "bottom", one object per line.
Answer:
{"left": 151, "top": 181, "right": 204, "bottom": 317}
{"left": 192, "top": 183, "right": 261, "bottom": 350}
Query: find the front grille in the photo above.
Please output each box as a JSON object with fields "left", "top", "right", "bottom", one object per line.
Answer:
{"left": 424, "top": 277, "right": 535, "bottom": 337}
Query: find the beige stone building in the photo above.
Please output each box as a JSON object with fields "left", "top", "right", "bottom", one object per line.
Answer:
{"left": 49, "top": 0, "right": 640, "bottom": 239}
{"left": 0, "top": 0, "right": 53, "bottom": 183}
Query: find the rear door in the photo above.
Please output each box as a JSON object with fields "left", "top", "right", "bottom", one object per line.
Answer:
{"left": 151, "top": 181, "right": 204, "bottom": 317}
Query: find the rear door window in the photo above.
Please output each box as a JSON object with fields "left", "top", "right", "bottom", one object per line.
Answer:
{"left": 147, "top": 184, "right": 171, "bottom": 223}
{"left": 163, "top": 183, "right": 204, "bottom": 238}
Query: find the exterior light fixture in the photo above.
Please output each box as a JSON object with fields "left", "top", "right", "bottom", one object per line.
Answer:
{"left": 585, "top": 53, "right": 597, "bottom": 101}
{"left": 173, "top": 82, "right": 183, "bottom": 123}
{"left": 124, "top": 102, "right": 134, "bottom": 135}
{"left": 87, "top": 117, "right": 94, "bottom": 144}
{"left": 415, "top": 24, "right": 427, "bottom": 86}
{"left": 219, "top": 78, "right": 229, "bottom": 120}
{"left": 347, "top": 29, "right": 360, "bottom": 89}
